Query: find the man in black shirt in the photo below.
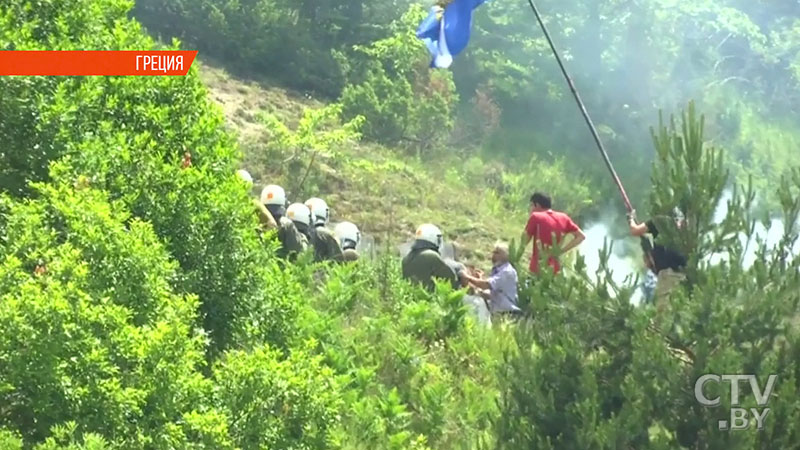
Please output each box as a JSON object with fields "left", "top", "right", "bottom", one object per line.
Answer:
{"left": 628, "top": 211, "right": 688, "bottom": 310}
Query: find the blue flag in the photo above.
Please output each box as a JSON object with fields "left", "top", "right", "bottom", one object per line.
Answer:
{"left": 416, "top": 0, "right": 489, "bottom": 69}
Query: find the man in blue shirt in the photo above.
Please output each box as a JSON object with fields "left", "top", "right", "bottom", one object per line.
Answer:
{"left": 460, "top": 242, "right": 522, "bottom": 319}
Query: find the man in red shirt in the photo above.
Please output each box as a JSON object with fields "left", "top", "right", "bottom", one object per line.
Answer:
{"left": 520, "top": 192, "right": 585, "bottom": 275}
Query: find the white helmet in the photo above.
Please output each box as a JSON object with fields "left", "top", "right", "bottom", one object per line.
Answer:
{"left": 415, "top": 223, "right": 443, "bottom": 250}
{"left": 260, "top": 185, "right": 286, "bottom": 206}
{"left": 334, "top": 221, "right": 361, "bottom": 249}
{"left": 305, "top": 197, "right": 329, "bottom": 226}
{"left": 236, "top": 169, "right": 253, "bottom": 186}
{"left": 286, "top": 203, "right": 312, "bottom": 226}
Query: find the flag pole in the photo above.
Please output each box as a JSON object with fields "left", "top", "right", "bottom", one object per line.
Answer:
{"left": 525, "top": 0, "right": 634, "bottom": 213}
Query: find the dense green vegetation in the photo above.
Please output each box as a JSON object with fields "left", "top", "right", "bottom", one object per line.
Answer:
{"left": 133, "top": 0, "right": 800, "bottom": 211}
{"left": 2, "top": 0, "right": 800, "bottom": 449}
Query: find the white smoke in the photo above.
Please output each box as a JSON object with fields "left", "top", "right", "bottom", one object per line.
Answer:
{"left": 578, "top": 221, "right": 643, "bottom": 305}
{"left": 708, "top": 189, "right": 799, "bottom": 268}
{"left": 578, "top": 189, "right": 800, "bottom": 307}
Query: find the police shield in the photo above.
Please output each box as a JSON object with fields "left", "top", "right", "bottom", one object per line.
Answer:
{"left": 357, "top": 233, "right": 376, "bottom": 259}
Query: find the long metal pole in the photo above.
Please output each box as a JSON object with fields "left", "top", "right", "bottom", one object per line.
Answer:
{"left": 525, "top": 0, "right": 634, "bottom": 213}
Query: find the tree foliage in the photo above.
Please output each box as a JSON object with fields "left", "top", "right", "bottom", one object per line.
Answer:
{"left": 648, "top": 101, "right": 731, "bottom": 284}
{"left": 340, "top": 5, "right": 458, "bottom": 150}
{"left": 0, "top": 178, "right": 221, "bottom": 448}
{"left": 250, "top": 104, "right": 364, "bottom": 199}
{"left": 129, "top": 0, "right": 800, "bottom": 207}
{"left": 3, "top": 0, "right": 800, "bottom": 448}
{"left": 211, "top": 343, "right": 344, "bottom": 450}
{"left": 132, "top": 0, "right": 348, "bottom": 96}
{"left": 1, "top": 0, "right": 300, "bottom": 360}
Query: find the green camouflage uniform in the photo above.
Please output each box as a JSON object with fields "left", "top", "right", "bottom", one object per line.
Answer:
{"left": 312, "top": 226, "right": 344, "bottom": 263}
{"left": 276, "top": 216, "right": 308, "bottom": 260}
{"left": 402, "top": 241, "right": 459, "bottom": 291}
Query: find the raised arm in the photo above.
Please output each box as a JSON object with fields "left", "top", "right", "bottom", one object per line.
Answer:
{"left": 628, "top": 212, "right": 649, "bottom": 237}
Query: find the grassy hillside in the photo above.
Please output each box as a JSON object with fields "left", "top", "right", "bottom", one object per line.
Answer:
{"left": 198, "top": 61, "right": 534, "bottom": 264}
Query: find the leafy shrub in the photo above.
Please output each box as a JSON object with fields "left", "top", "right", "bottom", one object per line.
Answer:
{"left": 501, "top": 155, "right": 595, "bottom": 217}
{"left": 27, "top": 423, "right": 112, "bottom": 450}
{"left": 211, "top": 343, "right": 344, "bottom": 450}
{"left": 340, "top": 5, "right": 458, "bottom": 151}
{"left": 296, "top": 258, "right": 502, "bottom": 449}
{"left": 0, "top": 430, "right": 23, "bottom": 450}
{"left": 1, "top": 425, "right": 113, "bottom": 450}
{"left": 1, "top": 0, "right": 300, "bottom": 357}
{"left": 133, "top": 0, "right": 346, "bottom": 96}
{"left": 0, "top": 0, "right": 234, "bottom": 197}
{"left": 0, "top": 180, "right": 229, "bottom": 448}
{"left": 248, "top": 104, "right": 363, "bottom": 200}
{"left": 65, "top": 135, "right": 300, "bottom": 357}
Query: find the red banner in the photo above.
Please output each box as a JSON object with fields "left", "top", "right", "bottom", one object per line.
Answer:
{"left": 0, "top": 51, "right": 198, "bottom": 76}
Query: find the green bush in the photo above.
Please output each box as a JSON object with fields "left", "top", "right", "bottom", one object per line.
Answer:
{"left": 296, "top": 258, "right": 502, "bottom": 449}
{"left": 1, "top": 424, "right": 112, "bottom": 450}
{"left": 65, "top": 135, "right": 300, "bottom": 356}
{"left": 0, "top": 180, "right": 229, "bottom": 448}
{"left": 0, "top": 0, "right": 237, "bottom": 197}
{"left": 501, "top": 154, "right": 595, "bottom": 217}
{"left": 28, "top": 423, "right": 113, "bottom": 450}
{"left": 1, "top": 0, "right": 300, "bottom": 357}
{"left": 211, "top": 343, "right": 344, "bottom": 450}
{"left": 0, "top": 430, "right": 23, "bottom": 450}
{"left": 340, "top": 5, "right": 458, "bottom": 151}
{"left": 132, "top": 0, "right": 346, "bottom": 96}
{"left": 248, "top": 103, "right": 363, "bottom": 200}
